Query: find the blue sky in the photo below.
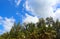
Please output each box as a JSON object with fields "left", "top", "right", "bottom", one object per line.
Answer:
{"left": 0, "top": 0, "right": 32, "bottom": 22}
{"left": 0, "top": 0, "right": 60, "bottom": 34}
{"left": 0, "top": 0, "right": 19, "bottom": 22}
{"left": 0, "top": 0, "right": 26, "bottom": 34}
{"left": 0, "top": 0, "right": 35, "bottom": 34}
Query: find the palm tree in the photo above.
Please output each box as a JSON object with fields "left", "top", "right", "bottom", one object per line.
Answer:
{"left": 46, "top": 17, "right": 54, "bottom": 26}
{"left": 0, "top": 17, "right": 58, "bottom": 39}
{"left": 55, "top": 19, "right": 60, "bottom": 39}
{"left": 37, "top": 18, "right": 46, "bottom": 28}
{"left": 1, "top": 32, "right": 9, "bottom": 39}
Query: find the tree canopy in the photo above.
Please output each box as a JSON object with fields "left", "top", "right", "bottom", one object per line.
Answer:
{"left": 0, "top": 17, "right": 60, "bottom": 39}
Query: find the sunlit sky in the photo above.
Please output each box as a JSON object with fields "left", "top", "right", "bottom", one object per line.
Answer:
{"left": 0, "top": 0, "right": 60, "bottom": 34}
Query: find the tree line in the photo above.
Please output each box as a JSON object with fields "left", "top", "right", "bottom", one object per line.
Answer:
{"left": 0, "top": 17, "right": 60, "bottom": 39}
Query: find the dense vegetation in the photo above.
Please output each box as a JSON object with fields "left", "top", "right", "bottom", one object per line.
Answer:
{"left": 0, "top": 17, "right": 60, "bottom": 39}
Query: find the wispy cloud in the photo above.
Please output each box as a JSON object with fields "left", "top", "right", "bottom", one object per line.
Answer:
{"left": 15, "top": 0, "right": 21, "bottom": 6}
{"left": 8, "top": 0, "right": 21, "bottom": 6}
{"left": 23, "top": 0, "right": 32, "bottom": 11}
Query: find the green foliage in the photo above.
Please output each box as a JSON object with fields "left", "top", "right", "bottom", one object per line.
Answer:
{"left": 0, "top": 17, "right": 60, "bottom": 39}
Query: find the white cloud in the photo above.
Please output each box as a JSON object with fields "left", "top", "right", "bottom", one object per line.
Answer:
{"left": 23, "top": 13, "right": 39, "bottom": 24}
{"left": 54, "top": 9, "right": 60, "bottom": 20}
{"left": 0, "top": 16, "right": 15, "bottom": 33}
{"left": 27, "top": 0, "right": 57, "bottom": 18}
{"left": 24, "top": 0, "right": 30, "bottom": 11}
{"left": 3, "top": 17, "right": 15, "bottom": 32}
{"left": 25, "top": 0, "right": 60, "bottom": 20}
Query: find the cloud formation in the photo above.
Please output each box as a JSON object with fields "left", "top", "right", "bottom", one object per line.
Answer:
{"left": 25, "top": 0, "right": 60, "bottom": 20}
{"left": 0, "top": 16, "right": 15, "bottom": 34}
{"left": 8, "top": 0, "right": 60, "bottom": 24}
{"left": 23, "top": 13, "right": 39, "bottom": 24}
{"left": 22, "top": 0, "right": 60, "bottom": 24}
{"left": 54, "top": 9, "right": 60, "bottom": 20}
{"left": 27, "top": 0, "right": 56, "bottom": 17}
